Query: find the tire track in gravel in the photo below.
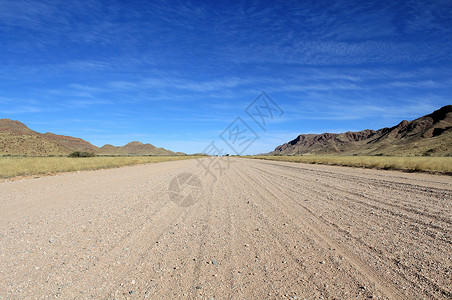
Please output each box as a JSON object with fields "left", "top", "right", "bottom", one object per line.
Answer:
{"left": 246, "top": 161, "right": 451, "bottom": 299}
{"left": 187, "top": 181, "right": 214, "bottom": 299}
{"left": 247, "top": 159, "right": 452, "bottom": 298}
{"left": 0, "top": 161, "right": 189, "bottom": 219}
{"left": 0, "top": 159, "right": 199, "bottom": 299}
{"left": 108, "top": 161, "right": 211, "bottom": 299}
{"left": 251, "top": 161, "right": 452, "bottom": 267}
{"left": 106, "top": 202, "right": 202, "bottom": 299}
{"left": 1, "top": 172, "right": 176, "bottom": 298}
{"left": 188, "top": 170, "right": 252, "bottom": 299}
{"left": 248, "top": 160, "right": 452, "bottom": 293}
{"left": 230, "top": 167, "right": 330, "bottom": 299}
{"left": 255, "top": 159, "right": 451, "bottom": 192}
{"left": 236, "top": 160, "right": 409, "bottom": 299}
{"left": 102, "top": 207, "right": 188, "bottom": 298}
{"left": 208, "top": 172, "right": 238, "bottom": 300}
{"left": 221, "top": 167, "right": 284, "bottom": 299}
{"left": 253, "top": 160, "right": 451, "bottom": 220}
{"left": 251, "top": 161, "right": 451, "bottom": 228}
{"left": 219, "top": 168, "right": 320, "bottom": 299}
{"left": 251, "top": 162, "right": 452, "bottom": 249}
{"left": 56, "top": 173, "right": 197, "bottom": 297}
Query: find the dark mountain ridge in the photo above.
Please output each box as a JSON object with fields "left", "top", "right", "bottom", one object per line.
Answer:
{"left": 270, "top": 105, "right": 452, "bottom": 156}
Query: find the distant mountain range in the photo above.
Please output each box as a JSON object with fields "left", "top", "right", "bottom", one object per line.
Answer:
{"left": 0, "top": 120, "right": 183, "bottom": 156}
{"left": 99, "top": 142, "right": 185, "bottom": 156}
{"left": 2, "top": 105, "right": 450, "bottom": 157}
{"left": 270, "top": 105, "right": 452, "bottom": 156}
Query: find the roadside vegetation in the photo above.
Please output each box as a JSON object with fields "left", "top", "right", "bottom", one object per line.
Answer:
{"left": 68, "top": 151, "right": 96, "bottom": 157}
{"left": 0, "top": 156, "right": 201, "bottom": 179}
{"left": 248, "top": 155, "right": 452, "bottom": 174}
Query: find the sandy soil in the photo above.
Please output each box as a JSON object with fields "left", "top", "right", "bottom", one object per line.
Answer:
{"left": 0, "top": 158, "right": 451, "bottom": 299}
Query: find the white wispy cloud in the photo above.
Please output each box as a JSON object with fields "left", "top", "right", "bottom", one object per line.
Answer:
{"left": 1, "top": 105, "right": 44, "bottom": 114}
{"left": 386, "top": 80, "right": 442, "bottom": 88}
{"left": 65, "top": 99, "right": 112, "bottom": 108}
{"left": 107, "top": 77, "right": 258, "bottom": 93}
{"left": 282, "top": 100, "right": 441, "bottom": 122}
{"left": 270, "top": 82, "right": 363, "bottom": 93}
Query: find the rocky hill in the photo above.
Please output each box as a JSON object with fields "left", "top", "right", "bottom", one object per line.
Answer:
{"left": 0, "top": 119, "right": 182, "bottom": 156}
{"left": 0, "top": 119, "right": 89, "bottom": 156}
{"left": 270, "top": 105, "right": 452, "bottom": 156}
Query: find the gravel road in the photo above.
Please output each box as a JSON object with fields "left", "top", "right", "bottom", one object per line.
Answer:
{"left": 0, "top": 158, "right": 451, "bottom": 299}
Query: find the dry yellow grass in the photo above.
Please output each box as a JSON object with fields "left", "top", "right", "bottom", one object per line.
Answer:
{"left": 248, "top": 155, "right": 452, "bottom": 174}
{"left": 0, "top": 156, "right": 200, "bottom": 179}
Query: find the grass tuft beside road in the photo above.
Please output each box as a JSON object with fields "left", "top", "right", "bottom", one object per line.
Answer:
{"left": 0, "top": 156, "right": 201, "bottom": 179}
{"left": 247, "top": 155, "right": 452, "bottom": 174}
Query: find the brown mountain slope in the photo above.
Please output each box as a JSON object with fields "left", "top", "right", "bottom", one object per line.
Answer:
{"left": 0, "top": 119, "right": 182, "bottom": 156}
{"left": 270, "top": 105, "right": 452, "bottom": 156}
{"left": 0, "top": 132, "right": 69, "bottom": 156}
{"left": 0, "top": 119, "right": 36, "bottom": 135}
{"left": 43, "top": 132, "right": 99, "bottom": 153}
{"left": 0, "top": 119, "right": 72, "bottom": 156}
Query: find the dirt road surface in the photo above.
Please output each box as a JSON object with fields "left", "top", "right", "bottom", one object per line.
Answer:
{"left": 0, "top": 158, "right": 451, "bottom": 299}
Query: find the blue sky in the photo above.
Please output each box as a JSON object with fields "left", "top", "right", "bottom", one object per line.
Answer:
{"left": 0, "top": 0, "right": 451, "bottom": 154}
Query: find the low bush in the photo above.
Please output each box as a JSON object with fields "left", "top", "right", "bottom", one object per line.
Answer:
{"left": 68, "top": 152, "right": 96, "bottom": 158}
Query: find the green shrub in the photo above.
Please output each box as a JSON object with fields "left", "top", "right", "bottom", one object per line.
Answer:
{"left": 68, "top": 151, "right": 96, "bottom": 158}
